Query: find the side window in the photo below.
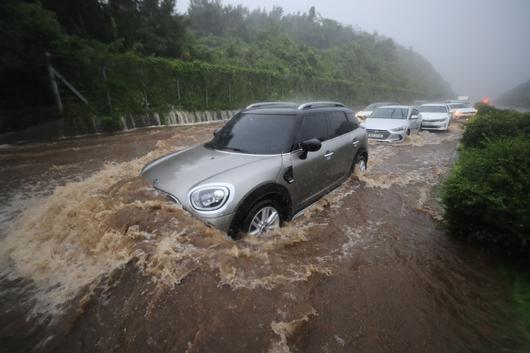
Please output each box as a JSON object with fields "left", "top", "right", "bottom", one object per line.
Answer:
{"left": 300, "top": 113, "right": 328, "bottom": 142}
{"left": 327, "top": 111, "right": 352, "bottom": 139}
{"left": 346, "top": 112, "right": 359, "bottom": 129}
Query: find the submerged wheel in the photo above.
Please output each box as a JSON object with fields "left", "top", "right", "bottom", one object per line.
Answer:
{"left": 357, "top": 154, "right": 367, "bottom": 174}
{"left": 350, "top": 153, "right": 368, "bottom": 176}
{"left": 243, "top": 199, "right": 282, "bottom": 236}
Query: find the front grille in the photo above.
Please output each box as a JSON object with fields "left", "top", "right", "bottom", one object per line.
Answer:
{"left": 366, "top": 129, "right": 390, "bottom": 139}
{"left": 423, "top": 118, "right": 446, "bottom": 123}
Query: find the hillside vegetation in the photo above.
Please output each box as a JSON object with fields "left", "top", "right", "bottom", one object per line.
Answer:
{"left": 498, "top": 79, "right": 530, "bottom": 109}
{"left": 0, "top": 0, "right": 453, "bottom": 133}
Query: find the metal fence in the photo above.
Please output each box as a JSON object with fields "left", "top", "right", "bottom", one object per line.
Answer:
{"left": 48, "top": 50, "right": 430, "bottom": 119}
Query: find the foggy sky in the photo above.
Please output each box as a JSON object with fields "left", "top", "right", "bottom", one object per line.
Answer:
{"left": 177, "top": 0, "right": 530, "bottom": 102}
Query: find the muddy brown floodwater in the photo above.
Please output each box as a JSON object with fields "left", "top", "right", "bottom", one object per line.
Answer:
{"left": 0, "top": 123, "right": 528, "bottom": 353}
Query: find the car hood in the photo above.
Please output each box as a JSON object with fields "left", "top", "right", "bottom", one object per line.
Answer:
{"left": 362, "top": 118, "right": 408, "bottom": 130}
{"left": 141, "top": 144, "right": 281, "bottom": 206}
{"left": 421, "top": 112, "right": 449, "bottom": 120}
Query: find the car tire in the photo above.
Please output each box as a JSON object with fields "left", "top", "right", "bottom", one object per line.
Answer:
{"left": 406, "top": 128, "right": 411, "bottom": 136}
{"left": 350, "top": 152, "right": 368, "bottom": 176}
{"left": 241, "top": 199, "right": 283, "bottom": 237}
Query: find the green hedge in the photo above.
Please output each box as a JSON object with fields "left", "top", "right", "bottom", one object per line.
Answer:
{"left": 442, "top": 136, "right": 530, "bottom": 255}
{"left": 461, "top": 108, "right": 530, "bottom": 149}
{"left": 513, "top": 275, "right": 530, "bottom": 337}
{"left": 50, "top": 47, "right": 431, "bottom": 119}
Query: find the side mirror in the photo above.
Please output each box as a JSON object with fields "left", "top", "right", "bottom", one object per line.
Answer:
{"left": 299, "top": 138, "right": 321, "bottom": 159}
{"left": 213, "top": 128, "right": 221, "bottom": 136}
{"left": 410, "top": 114, "right": 419, "bottom": 120}
{"left": 301, "top": 138, "right": 321, "bottom": 152}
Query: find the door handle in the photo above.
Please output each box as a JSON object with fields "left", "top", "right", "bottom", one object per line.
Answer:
{"left": 324, "top": 151, "right": 334, "bottom": 160}
{"left": 352, "top": 139, "right": 359, "bottom": 146}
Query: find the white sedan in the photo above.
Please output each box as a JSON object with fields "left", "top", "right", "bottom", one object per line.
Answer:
{"left": 361, "top": 105, "right": 422, "bottom": 142}
{"left": 355, "top": 101, "right": 399, "bottom": 121}
{"left": 449, "top": 103, "right": 477, "bottom": 121}
{"left": 419, "top": 103, "right": 452, "bottom": 131}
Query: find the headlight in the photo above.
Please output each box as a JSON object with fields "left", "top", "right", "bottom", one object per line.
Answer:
{"left": 189, "top": 185, "right": 231, "bottom": 211}
{"left": 390, "top": 126, "right": 405, "bottom": 132}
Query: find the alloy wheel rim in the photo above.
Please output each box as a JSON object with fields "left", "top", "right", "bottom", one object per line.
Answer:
{"left": 248, "top": 206, "right": 280, "bottom": 236}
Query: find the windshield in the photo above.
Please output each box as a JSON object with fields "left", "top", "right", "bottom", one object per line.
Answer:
{"left": 370, "top": 107, "right": 409, "bottom": 119}
{"left": 207, "top": 113, "right": 297, "bottom": 154}
{"left": 419, "top": 105, "right": 447, "bottom": 113}
{"left": 450, "top": 103, "right": 468, "bottom": 109}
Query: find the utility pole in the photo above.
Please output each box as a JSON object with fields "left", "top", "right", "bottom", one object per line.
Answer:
{"left": 102, "top": 66, "right": 112, "bottom": 110}
{"left": 46, "top": 52, "right": 63, "bottom": 115}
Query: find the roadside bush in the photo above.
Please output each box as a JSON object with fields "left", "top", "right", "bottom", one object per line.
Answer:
{"left": 513, "top": 275, "right": 530, "bottom": 336}
{"left": 98, "top": 116, "right": 122, "bottom": 132}
{"left": 461, "top": 110, "right": 530, "bottom": 149}
{"left": 442, "top": 137, "right": 530, "bottom": 255}
{"left": 474, "top": 102, "right": 499, "bottom": 115}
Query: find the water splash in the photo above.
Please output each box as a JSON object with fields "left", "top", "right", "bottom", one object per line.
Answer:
{"left": 0, "top": 141, "right": 357, "bottom": 316}
{"left": 268, "top": 309, "right": 317, "bottom": 353}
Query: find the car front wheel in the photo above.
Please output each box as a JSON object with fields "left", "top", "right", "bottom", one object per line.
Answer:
{"left": 243, "top": 199, "right": 282, "bottom": 236}
{"left": 357, "top": 155, "right": 367, "bottom": 174}
{"left": 350, "top": 153, "right": 368, "bottom": 176}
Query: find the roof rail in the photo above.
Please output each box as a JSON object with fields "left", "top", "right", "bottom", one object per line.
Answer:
{"left": 297, "top": 101, "right": 345, "bottom": 110}
{"left": 245, "top": 102, "right": 297, "bottom": 110}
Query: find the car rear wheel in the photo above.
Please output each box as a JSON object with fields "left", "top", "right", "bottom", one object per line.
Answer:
{"left": 243, "top": 199, "right": 282, "bottom": 236}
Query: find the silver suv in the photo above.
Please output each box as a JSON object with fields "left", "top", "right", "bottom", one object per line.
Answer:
{"left": 141, "top": 102, "right": 368, "bottom": 237}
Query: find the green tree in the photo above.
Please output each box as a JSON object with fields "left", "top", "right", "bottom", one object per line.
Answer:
{"left": 0, "top": 0, "right": 61, "bottom": 131}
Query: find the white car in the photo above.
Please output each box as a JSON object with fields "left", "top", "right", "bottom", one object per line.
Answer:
{"left": 361, "top": 105, "right": 422, "bottom": 142}
{"left": 355, "top": 102, "right": 399, "bottom": 121}
{"left": 448, "top": 103, "right": 477, "bottom": 121}
{"left": 418, "top": 103, "right": 452, "bottom": 131}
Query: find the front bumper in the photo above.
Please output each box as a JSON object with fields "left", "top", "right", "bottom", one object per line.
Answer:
{"left": 453, "top": 112, "right": 476, "bottom": 120}
{"left": 193, "top": 212, "right": 235, "bottom": 232}
{"left": 366, "top": 129, "right": 405, "bottom": 142}
{"left": 154, "top": 186, "right": 235, "bottom": 232}
{"left": 421, "top": 120, "right": 449, "bottom": 130}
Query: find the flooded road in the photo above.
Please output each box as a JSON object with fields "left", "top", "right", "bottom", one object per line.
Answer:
{"left": 0, "top": 123, "right": 528, "bottom": 353}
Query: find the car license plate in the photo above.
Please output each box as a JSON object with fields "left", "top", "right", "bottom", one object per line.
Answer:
{"left": 368, "top": 133, "right": 383, "bottom": 138}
